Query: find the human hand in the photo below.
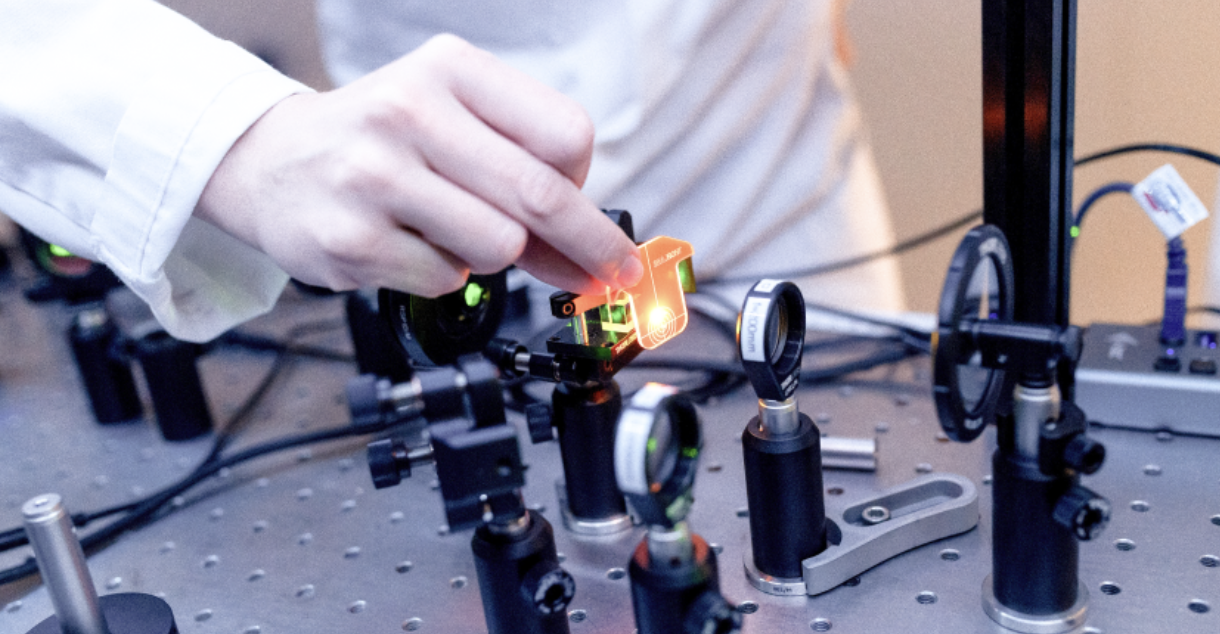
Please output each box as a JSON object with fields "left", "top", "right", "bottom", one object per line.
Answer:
{"left": 195, "top": 34, "right": 643, "bottom": 298}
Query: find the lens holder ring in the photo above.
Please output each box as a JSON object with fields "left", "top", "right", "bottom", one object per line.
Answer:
{"left": 933, "top": 224, "right": 1015, "bottom": 442}
{"left": 379, "top": 271, "right": 508, "bottom": 367}
{"left": 737, "top": 280, "right": 806, "bottom": 402}
{"left": 614, "top": 383, "right": 703, "bottom": 529}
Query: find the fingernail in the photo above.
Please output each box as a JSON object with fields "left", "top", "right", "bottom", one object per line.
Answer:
{"left": 616, "top": 254, "right": 644, "bottom": 289}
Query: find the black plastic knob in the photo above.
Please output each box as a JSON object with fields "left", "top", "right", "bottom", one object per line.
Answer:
{"left": 1052, "top": 485, "right": 1110, "bottom": 541}
{"left": 1062, "top": 436, "right": 1105, "bottom": 475}
{"left": 485, "top": 338, "right": 528, "bottom": 378}
{"left": 525, "top": 403, "right": 555, "bottom": 444}
{"left": 682, "top": 591, "right": 742, "bottom": 634}
{"left": 520, "top": 563, "right": 575, "bottom": 616}
{"left": 347, "top": 375, "right": 385, "bottom": 429}
{"left": 367, "top": 438, "right": 410, "bottom": 489}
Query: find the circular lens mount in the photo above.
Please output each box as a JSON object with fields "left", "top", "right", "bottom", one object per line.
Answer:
{"left": 933, "top": 224, "right": 1015, "bottom": 442}
{"left": 737, "top": 280, "right": 806, "bottom": 402}
{"left": 379, "top": 270, "right": 507, "bottom": 367}
{"left": 614, "top": 383, "right": 702, "bottom": 528}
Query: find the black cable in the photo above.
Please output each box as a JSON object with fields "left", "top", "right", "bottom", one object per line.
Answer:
{"left": 0, "top": 319, "right": 346, "bottom": 557}
{"left": 204, "top": 352, "right": 294, "bottom": 464}
{"left": 803, "top": 301, "right": 932, "bottom": 354}
{"left": 693, "top": 141, "right": 1220, "bottom": 288}
{"left": 681, "top": 372, "right": 750, "bottom": 403}
{"left": 1075, "top": 143, "right": 1220, "bottom": 168}
{"left": 1072, "top": 181, "right": 1134, "bottom": 233}
{"left": 631, "top": 334, "right": 926, "bottom": 388}
{"left": 803, "top": 338, "right": 922, "bottom": 384}
{"left": 700, "top": 209, "right": 982, "bottom": 286}
{"left": 0, "top": 422, "right": 384, "bottom": 586}
{"left": 216, "top": 331, "right": 354, "bottom": 363}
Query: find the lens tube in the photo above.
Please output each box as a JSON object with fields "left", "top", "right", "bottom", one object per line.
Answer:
{"left": 614, "top": 383, "right": 703, "bottom": 528}
{"left": 738, "top": 280, "right": 806, "bottom": 402}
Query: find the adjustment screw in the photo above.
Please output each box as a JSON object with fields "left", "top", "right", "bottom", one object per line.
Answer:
{"left": 525, "top": 403, "right": 555, "bottom": 444}
{"left": 525, "top": 567, "right": 575, "bottom": 615}
{"left": 366, "top": 439, "right": 409, "bottom": 489}
{"left": 346, "top": 375, "right": 386, "bottom": 427}
{"left": 1062, "top": 436, "right": 1106, "bottom": 474}
{"left": 1052, "top": 485, "right": 1110, "bottom": 541}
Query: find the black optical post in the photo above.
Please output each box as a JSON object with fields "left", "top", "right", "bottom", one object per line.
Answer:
{"left": 737, "top": 280, "right": 827, "bottom": 595}
{"left": 978, "top": 1, "right": 1107, "bottom": 631}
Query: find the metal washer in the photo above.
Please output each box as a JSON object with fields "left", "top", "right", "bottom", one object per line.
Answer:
{"left": 982, "top": 575, "right": 1089, "bottom": 634}
{"left": 741, "top": 544, "right": 807, "bottom": 596}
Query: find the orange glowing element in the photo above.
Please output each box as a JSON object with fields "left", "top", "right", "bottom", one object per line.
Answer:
{"left": 621, "top": 236, "right": 694, "bottom": 350}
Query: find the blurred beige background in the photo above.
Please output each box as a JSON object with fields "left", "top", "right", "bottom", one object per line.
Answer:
{"left": 848, "top": 0, "right": 1220, "bottom": 327}
{"left": 159, "top": 0, "right": 1220, "bottom": 326}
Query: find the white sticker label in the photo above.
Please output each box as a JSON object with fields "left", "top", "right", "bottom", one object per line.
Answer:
{"left": 1132, "top": 164, "right": 1209, "bottom": 239}
{"left": 614, "top": 410, "right": 655, "bottom": 496}
{"left": 753, "top": 279, "right": 782, "bottom": 293}
{"left": 630, "top": 383, "right": 676, "bottom": 410}
{"left": 741, "top": 297, "right": 772, "bottom": 362}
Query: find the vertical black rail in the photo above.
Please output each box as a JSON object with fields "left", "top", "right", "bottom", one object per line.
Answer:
{"left": 982, "top": 0, "right": 1085, "bottom": 621}
{"left": 982, "top": 0, "right": 1076, "bottom": 329}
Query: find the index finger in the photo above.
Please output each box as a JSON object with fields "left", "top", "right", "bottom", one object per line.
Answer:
{"left": 422, "top": 35, "right": 595, "bottom": 186}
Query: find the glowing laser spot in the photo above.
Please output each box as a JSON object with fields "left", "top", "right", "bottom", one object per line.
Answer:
{"left": 463, "top": 283, "right": 486, "bottom": 308}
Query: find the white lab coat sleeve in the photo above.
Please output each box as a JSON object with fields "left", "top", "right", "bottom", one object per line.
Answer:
{"left": 0, "top": 0, "right": 313, "bottom": 341}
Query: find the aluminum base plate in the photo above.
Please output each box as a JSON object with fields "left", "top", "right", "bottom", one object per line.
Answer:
{"left": 0, "top": 286, "right": 1217, "bottom": 634}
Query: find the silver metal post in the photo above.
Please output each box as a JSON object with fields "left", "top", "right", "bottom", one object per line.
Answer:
{"left": 757, "top": 398, "right": 800, "bottom": 436}
{"left": 821, "top": 436, "right": 878, "bottom": 471}
{"left": 646, "top": 521, "right": 694, "bottom": 565}
{"left": 22, "top": 494, "right": 110, "bottom": 634}
{"left": 1012, "top": 384, "right": 1059, "bottom": 460}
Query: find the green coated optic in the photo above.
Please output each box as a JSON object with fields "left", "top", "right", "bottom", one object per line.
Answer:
{"left": 1070, "top": 226, "right": 1081, "bottom": 239}
{"left": 463, "top": 282, "right": 487, "bottom": 308}
{"left": 48, "top": 244, "right": 73, "bottom": 258}
{"left": 677, "top": 258, "right": 696, "bottom": 293}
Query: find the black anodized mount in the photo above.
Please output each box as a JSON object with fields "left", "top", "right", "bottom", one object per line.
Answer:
{"left": 982, "top": 0, "right": 1092, "bottom": 621}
